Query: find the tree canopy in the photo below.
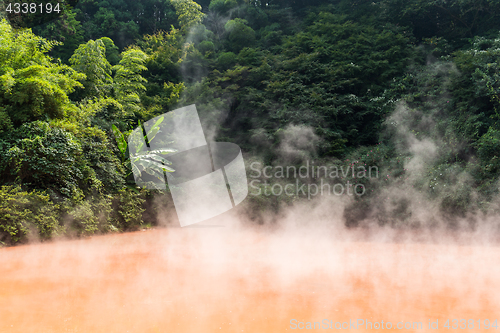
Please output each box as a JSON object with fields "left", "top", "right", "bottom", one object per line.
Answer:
{"left": 3, "top": 0, "right": 500, "bottom": 244}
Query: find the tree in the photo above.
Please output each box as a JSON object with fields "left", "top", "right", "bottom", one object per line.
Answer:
{"left": 208, "top": 0, "right": 238, "bottom": 14}
{"left": 170, "top": 0, "right": 206, "bottom": 31}
{"left": 381, "top": 0, "right": 500, "bottom": 44}
{"left": 0, "top": 19, "right": 84, "bottom": 130}
{"left": 137, "top": 28, "right": 183, "bottom": 86}
{"left": 113, "top": 48, "right": 149, "bottom": 114}
{"left": 69, "top": 38, "right": 113, "bottom": 99}
{"left": 0, "top": 185, "right": 60, "bottom": 244}
{"left": 0, "top": 121, "right": 85, "bottom": 197}
{"left": 73, "top": 0, "right": 178, "bottom": 48}
{"left": 100, "top": 37, "right": 121, "bottom": 65}
{"left": 136, "top": 29, "right": 185, "bottom": 116}
{"left": 210, "top": 12, "right": 412, "bottom": 151}
{"left": 32, "top": 6, "right": 85, "bottom": 63}
{"left": 224, "top": 18, "right": 256, "bottom": 52}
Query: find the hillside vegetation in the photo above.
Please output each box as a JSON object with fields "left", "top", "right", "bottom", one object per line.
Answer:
{"left": 1, "top": 0, "right": 500, "bottom": 244}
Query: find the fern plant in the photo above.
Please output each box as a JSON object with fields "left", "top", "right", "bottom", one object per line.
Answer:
{"left": 112, "top": 116, "right": 177, "bottom": 191}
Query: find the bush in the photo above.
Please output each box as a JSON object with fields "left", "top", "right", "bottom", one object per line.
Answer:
{"left": 113, "top": 189, "right": 146, "bottom": 231}
{"left": 0, "top": 121, "right": 84, "bottom": 198}
{"left": 477, "top": 127, "right": 500, "bottom": 176}
{"left": 65, "top": 193, "right": 115, "bottom": 236}
{"left": 208, "top": 0, "right": 237, "bottom": 15}
{"left": 224, "top": 19, "right": 256, "bottom": 52}
{"left": 0, "top": 186, "right": 61, "bottom": 245}
{"left": 198, "top": 40, "right": 215, "bottom": 55}
{"left": 217, "top": 51, "right": 237, "bottom": 70}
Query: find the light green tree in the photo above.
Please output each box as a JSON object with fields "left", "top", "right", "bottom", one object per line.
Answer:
{"left": 0, "top": 19, "right": 84, "bottom": 131}
{"left": 170, "top": 0, "right": 206, "bottom": 31}
{"left": 113, "top": 48, "right": 149, "bottom": 114}
{"left": 69, "top": 39, "right": 113, "bottom": 99}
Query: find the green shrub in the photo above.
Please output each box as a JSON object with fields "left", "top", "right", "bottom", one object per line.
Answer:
{"left": 113, "top": 189, "right": 146, "bottom": 231}
{"left": 0, "top": 186, "right": 61, "bottom": 245}
{"left": 224, "top": 19, "right": 256, "bottom": 52}
{"left": 477, "top": 127, "right": 500, "bottom": 176}
{"left": 65, "top": 193, "right": 115, "bottom": 236}
{"left": 79, "top": 126, "right": 126, "bottom": 194}
{"left": 198, "top": 40, "right": 215, "bottom": 55}
{"left": 208, "top": 0, "right": 237, "bottom": 14}
{"left": 1, "top": 121, "right": 84, "bottom": 198}
{"left": 217, "top": 52, "right": 237, "bottom": 70}
{"left": 66, "top": 199, "right": 99, "bottom": 236}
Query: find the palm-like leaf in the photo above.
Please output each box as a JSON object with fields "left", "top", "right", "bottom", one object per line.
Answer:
{"left": 111, "top": 124, "right": 127, "bottom": 160}
{"left": 132, "top": 156, "right": 175, "bottom": 173}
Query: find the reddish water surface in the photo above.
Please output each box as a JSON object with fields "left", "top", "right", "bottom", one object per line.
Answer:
{"left": 1, "top": 221, "right": 499, "bottom": 333}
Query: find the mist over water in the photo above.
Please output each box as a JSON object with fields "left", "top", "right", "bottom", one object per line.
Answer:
{"left": 1, "top": 197, "right": 500, "bottom": 333}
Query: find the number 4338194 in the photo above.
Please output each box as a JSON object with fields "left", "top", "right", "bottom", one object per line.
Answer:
{"left": 443, "top": 319, "right": 498, "bottom": 329}
{"left": 5, "top": 3, "right": 61, "bottom": 14}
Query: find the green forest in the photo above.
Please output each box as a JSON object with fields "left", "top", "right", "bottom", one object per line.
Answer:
{"left": 1, "top": 0, "right": 500, "bottom": 245}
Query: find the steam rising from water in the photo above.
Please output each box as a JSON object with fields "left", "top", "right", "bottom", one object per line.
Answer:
{"left": 1, "top": 199, "right": 500, "bottom": 332}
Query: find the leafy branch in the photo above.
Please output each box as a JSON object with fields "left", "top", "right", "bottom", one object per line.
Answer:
{"left": 112, "top": 116, "right": 177, "bottom": 190}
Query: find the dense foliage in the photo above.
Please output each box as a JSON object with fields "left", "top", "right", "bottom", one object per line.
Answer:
{"left": 2, "top": 0, "right": 500, "bottom": 244}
